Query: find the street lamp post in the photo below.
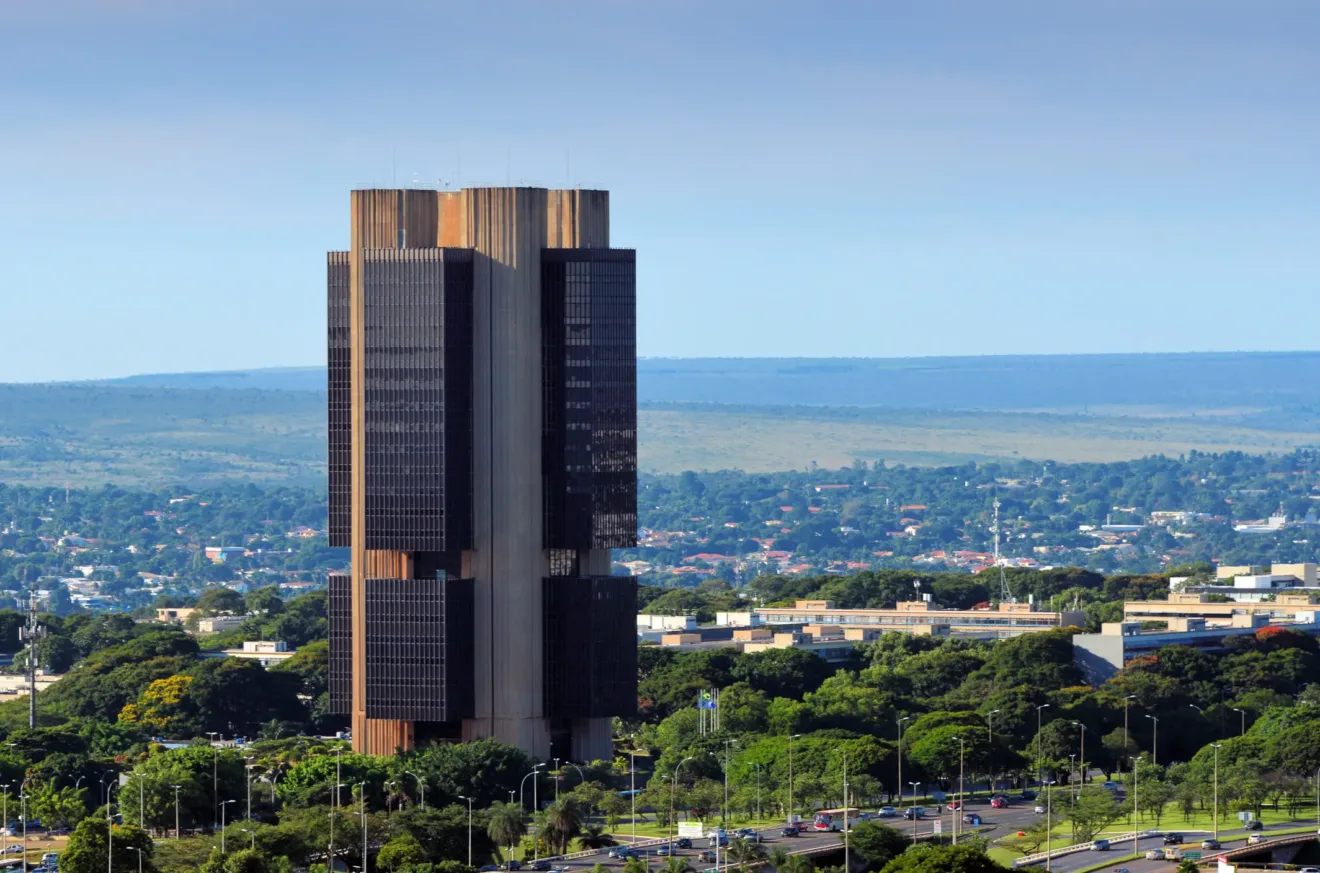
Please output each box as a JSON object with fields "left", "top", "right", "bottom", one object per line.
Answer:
{"left": 787, "top": 733, "right": 802, "bottom": 824}
{"left": 952, "top": 737, "right": 966, "bottom": 845}
{"left": 721, "top": 740, "right": 737, "bottom": 825}
{"left": 1129, "top": 755, "right": 1144, "bottom": 856}
{"left": 907, "top": 783, "right": 920, "bottom": 844}
{"left": 404, "top": 771, "right": 426, "bottom": 810}
{"left": 20, "top": 791, "right": 28, "bottom": 873}
{"left": 896, "top": 718, "right": 910, "bottom": 808}
{"left": 329, "top": 782, "right": 346, "bottom": 870}
{"left": 458, "top": 795, "right": 474, "bottom": 867}
{"left": 627, "top": 748, "right": 641, "bottom": 844}
{"left": 1036, "top": 704, "right": 1051, "bottom": 787}
{"left": 1070, "top": 722, "right": 1087, "bottom": 790}
{"left": 1044, "top": 781, "right": 1057, "bottom": 873}
{"left": 219, "top": 799, "right": 236, "bottom": 853}
{"left": 669, "top": 757, "right": 695, "bottom": 853}
{"left": 173, "top": 784, "right": 182, "bottom": 840}
{"left": 127, "top": 846, "right": 143, "bottom": 873}
{"left": 1, "top": 784, "right": 9, "bottom": 856}
{"left": 358, "top": 783, "right": 367, "bottom": 873}
{"left": 1233, "top": 707, "right": 1246, "bottom": 737}
{"left": 107, "top": 782, "right": 117, "bottom": 873}
{"left": 988, "top": 710, "right": 1000, "bottom": 745}
{"left": 1123, "top": 696, "right": 1136, "bottom": 770}
{"left": 1145, "top": 714, "right": 1159, "bottom": 766}
{"left": 1212, "top": 744, "right": 1222, "bottom": 840}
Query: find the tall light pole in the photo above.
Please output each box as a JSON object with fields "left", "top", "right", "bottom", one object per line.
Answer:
{"left": 1044, "top": 781, "right": 1057, "bottom": 873}
{"left": 404, "top": 771, "right": 426, "bottom": 810}
{"left": 787, "top": 733, "right": 802, "bottom": 824}
{"left": 628, "top": 748, "right": 641, "bottom": 843}
{"left": 896, "top": 718, "right": 910, "bottom": 807}
{"left": 668, "top": 756, "right": 695, "bottom": 854}
{"left": 987, "top": 710, "right": 1000, "bottom": 745}
{"left": 1313, "top": 766, "right": 1319, "bottom": 831}
{"left": 173, "top": 784, "right": 182, "bottom": 840}
{"left": 1212, "top": 744, "right": 1222, "bottom": 841}
{"left": 127, "top": 846, "right": 143, "bottom": 873}
{"left": 519, "top": 765, "right": 545, "bottom": 811}
{"left": 1035, "top": 704, "right": 1051, "bottom": 787}
{"left": 520, "top": 764, "right": 546, "bottom": 862}
{"left": 107, "top": 781, "right": 117, "bottom": 873}
{"left": 328, "top": 782, "right": 346, "bottom": 870}
{"left": 832, "top": 749, "right": 849, "bottom": 872}
{"left": 1145, "top": 714, "right": 1159, "bottom": 766}
{"left": 1068, "top": 756, "right": 1076, "bottom": 801}
{"left": 458, "top": 795, "right": 474, "bottom": 867}
{"left": 207, "top": 733, "right": 218, "bottom": 827}
{"left": 1123, "top": 696, "right": 1136, "bottom": 769}
{"left": 907, "top": 783, "right": 920, "bottom": 844}
{"left": 219, "top": 799, "right": 236, "bottom": 853}
{"left": 1, "top": 784, "right": 9, "bottom": 856}
{"left": 246, "top": 763, "right": 257, "bottom": 821}
{"left": 20, "top": 790, "right": 28, "bottom": 873}
{"left": 952, "top": 737, "right": 965, "bottom": 845}
{"left": 987, "top": 710, "right": 1000, "bottom": 789}
{"left": 1233, "top": 707, "right": 1246, "bottom": 737}
{"left": 358, "top": 783, "right": 367, "bottom": 873}
{"left": 1070, "top": 722, "right": 1086, "bottom": 788}
{"left": 721, "top": 740, "right": 737, "bottom": 825}
{"left": 1129, "top": 754, "right": 1143, "bottom": 855}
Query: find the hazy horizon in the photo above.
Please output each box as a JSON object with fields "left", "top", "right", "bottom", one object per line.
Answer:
{"left": 3, "top": 0, "right": 1317, "bottom": 382}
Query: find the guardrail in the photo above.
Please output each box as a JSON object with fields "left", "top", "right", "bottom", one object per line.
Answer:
{"left": 541, "top": 824, "right": 787, "bottom": 864}
{"left": 1011, "top": 830, "right": 1160, "bottom": 868}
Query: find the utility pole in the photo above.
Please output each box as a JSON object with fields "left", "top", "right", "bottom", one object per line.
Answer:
{"left": 173, "top": 785, "right": 182, "bottom": 840}
{"left": 787, "top": 734, "right": 801, "bottom": 824}
{"left": 952, "top": 737, "right": 965, "bottom": 845}
{"left": 1233, "top": 707, "right": 1246, "bottom": 737}
{"left": 359, "top": 784, "right": 367, "bottom": 873}
{"left": 1145, "top": 714, "right": 1159, "bottom": 766}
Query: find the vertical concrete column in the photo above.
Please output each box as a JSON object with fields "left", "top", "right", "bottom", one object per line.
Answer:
{"left": 460, "top": 188, "right": 552, "bottom": 757}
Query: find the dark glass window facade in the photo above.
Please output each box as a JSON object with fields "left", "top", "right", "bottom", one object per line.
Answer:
{"left": 328, "top": 573, "right": 353, "bottom": 715}
{"left": 543, "top": 575, "right": 638, "bottom": 718}
{"left": 361, "top": 248, "right": 473, "bottom": 552}
{"left": 542, "top": 249, "right": 638, "bottom": 550}
{"left": 364, "top": 577, "right": 474, "bottom": 722}
{"left": 327, "top": 252, "right": 351, "bottom": 548}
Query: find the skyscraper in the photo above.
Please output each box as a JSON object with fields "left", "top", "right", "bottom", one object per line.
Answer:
{"left": 327, "top": 187, "right": 638, "bottom": 761}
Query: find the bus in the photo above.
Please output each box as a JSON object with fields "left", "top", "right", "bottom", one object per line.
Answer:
{"left": 812, "top": 809, "right": 862, "bottom": 832}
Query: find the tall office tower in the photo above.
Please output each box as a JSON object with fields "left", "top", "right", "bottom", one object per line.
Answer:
{"left": 327, "top": 187, "right": 638, "bottom": 761}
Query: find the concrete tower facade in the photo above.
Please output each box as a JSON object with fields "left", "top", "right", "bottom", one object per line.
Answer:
{"left": 327, "top": 187, "right": 638, "bottom": 762}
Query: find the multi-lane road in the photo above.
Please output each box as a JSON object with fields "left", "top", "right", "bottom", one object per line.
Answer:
{"left": 547, "top": 797, "right": 1319, "bottom": 873}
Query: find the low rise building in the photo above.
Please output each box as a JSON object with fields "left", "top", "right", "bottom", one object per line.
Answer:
{"left": 1125, "top": 592, "right": 1315, "bottom": 621}
{"left": 195, "top": 615, "right": 246, "bottom": 634}
{"left": 752, "top": 599, "right": 1083, "bottom": 639}
{"left": 1073, "top": 612, "right": 1320, "bottom": 682}
{"left": 638, "top": 614, "right": 697, "bottom": 632}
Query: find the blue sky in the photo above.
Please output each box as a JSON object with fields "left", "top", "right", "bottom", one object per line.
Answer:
{"left": 1, "top": 0, "right": 1316, "bottom": 382}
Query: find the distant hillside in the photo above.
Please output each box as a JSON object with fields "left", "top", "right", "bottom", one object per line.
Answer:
{"left": 3, "top": 351, "right": 1318, "bottom": 486}
{"left": 87, "top": 351, "right": 1320, "bottom": 420}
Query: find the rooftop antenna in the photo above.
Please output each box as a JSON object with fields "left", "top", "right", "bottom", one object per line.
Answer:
{"left": 993, "top": 499, "right": 1014, "bottom": 603}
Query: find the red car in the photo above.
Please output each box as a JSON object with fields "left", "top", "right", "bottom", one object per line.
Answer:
{"left": 946, "top": 801, "right": 963, "bottom": 811}
{"left": 990, "top": 798, "right": 1008, "bottom": 809}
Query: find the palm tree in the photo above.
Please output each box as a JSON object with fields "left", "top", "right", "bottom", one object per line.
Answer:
{"left": 579, "top": 823, "right": 616, "bottom": 849}
{"left": 487, "top": 801, "right": 527, "bottom": 860}
{"left": 778, "top": 854, "right": 813, "bottom": 873}
{"left": 664, "top": 857, "right": 695, "bottom": 873}
{"left": 768, "top": 848, "right": 790, "bottom": 870}
{"left": 727, "top": 838, "right": 767, "bottom": 872}
{"left": 543, "top": 798, "right": 583, "bottom": 854}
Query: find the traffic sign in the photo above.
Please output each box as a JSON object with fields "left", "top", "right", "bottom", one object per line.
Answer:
{"left": 1185, "top": 852, "right": 1203, "bottom": 860}
{"left": 933, "top": 821, "right": 942, "bottom": 835}
{"left": 1238, "top": 811, "right": 1253, "bottom": 823}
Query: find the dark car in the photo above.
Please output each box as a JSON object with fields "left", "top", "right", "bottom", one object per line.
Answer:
{"left": 478, "top": 867, "right": 499, "bottom": 872}
{"left": 656, "top": 846, "right": 674, "bottom": 857}
{"left": 532, "top": 862, "right": 552, "bottom": 871}
{"left": 1202, "top": 839, "right": 1220, "bottom": 850}
{"left": 1163, "top": 834, "right": 1183, "bottom": 845}
{"left": 963, "top": 813, "right": 982, "bottom": 826}
{"left": 607, "top": 848, "right": 634, "bottom": 860}
{"left": 1018, "top": 790, "right": 1037, "bottom": 800}
{"left": 677, "top": 838, "right": 693, "bottom": 849}
{"left": 699, "top": 851, "right": 717, "bottom": 863}
{"left": 1246, "top": 820, "right": 1263, "bottom": 831}
{"left": 781, "top": 826, "right": 801, "bottom": 838}
{"left": 500, "top": 862, "right": 522, "bottom": 871}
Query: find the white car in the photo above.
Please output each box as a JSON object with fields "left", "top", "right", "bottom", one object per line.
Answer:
{"left": 879, "top": 806, "right": 896, "bottom": 817}
{"left": 1146, "top": 851, "right": 1163, "bottom": 860}
{"left": 1034, "top": 806, "right": 1045, "bottom": 814}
